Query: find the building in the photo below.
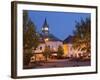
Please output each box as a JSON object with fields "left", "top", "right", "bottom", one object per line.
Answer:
{"left": 63, "top": 35, "right": 89, "bottom": 58}
{"left": 63, "top": 35, "right": 75, "bottom": 57}
{"left": 30, "top": 19, "right": 63, "bottom": 62}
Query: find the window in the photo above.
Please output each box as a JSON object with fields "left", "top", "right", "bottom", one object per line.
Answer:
{"left": 40, "top": 46, "right": 42, "bottom": 50}
{"left": 48, "top": 45, "right": 50, "bottom": 48}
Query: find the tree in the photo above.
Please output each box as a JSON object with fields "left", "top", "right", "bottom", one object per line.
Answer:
{"left": 57, "top": 46, "right": 64, "bottom": 59}
{"left": 23, "top": 10, "right": 28, "bottom": 33}
{"left": 43, "top": 46, "right": 51, "bottom": 61}
{"left": 72, "top": 17, "right": 91, "bottom": 58}
{"left": 23, "top": 11, "right": 40, "bottom": 66}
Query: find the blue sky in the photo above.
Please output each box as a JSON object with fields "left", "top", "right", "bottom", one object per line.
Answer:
{"left": 28, "top": 10, "right": 90, "bottom": 40}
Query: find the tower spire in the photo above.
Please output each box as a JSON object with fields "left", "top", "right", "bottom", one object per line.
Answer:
{"left": 42, "top": 18, "right": 49, "bottom": 34}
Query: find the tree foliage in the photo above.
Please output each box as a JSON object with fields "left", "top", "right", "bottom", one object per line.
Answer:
{"left": 23, "top": 19, "right": 40, "bottom": 49}
{"left": 73, "top": 18, "right": 91, "bottom": 53}
{"left": 43, "top": 46, "right": 51, "bottom": 61}
{"left": 57, "top": 46, "right": 64, "bottom": 58}
{"left": 23, "top": 11, "right": 40, "bottom": 66}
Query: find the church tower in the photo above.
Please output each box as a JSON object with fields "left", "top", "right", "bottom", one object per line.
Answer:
{"left": 42, "top": 19, "right": 49, "bottom": 35}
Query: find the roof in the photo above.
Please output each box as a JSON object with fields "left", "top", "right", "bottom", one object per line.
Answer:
{"left": 63, "top": 35, "right": 74, "bottom": 44}
{"left": 42, "top": 19, "right": 49, "bottom": 28}
{"left": 40, "top": 33, "right": 62, "bottom": 42}
{"left": 47, "top": 34, "right": 62, "bottom": 41}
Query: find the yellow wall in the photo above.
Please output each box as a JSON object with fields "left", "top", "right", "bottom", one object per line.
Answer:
{"left": 63, "top": 44, "right": 69, "bottom": 56}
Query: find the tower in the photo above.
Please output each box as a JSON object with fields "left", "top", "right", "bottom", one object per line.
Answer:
{"left": 42, "top": 19, "right": 49, "bottom": 35}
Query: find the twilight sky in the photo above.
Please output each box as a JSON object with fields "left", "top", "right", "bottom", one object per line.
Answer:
{"left": 28, "top": 10, "right": 90, "bottom": 40}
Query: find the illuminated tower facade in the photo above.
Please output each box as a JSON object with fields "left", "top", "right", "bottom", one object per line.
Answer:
{"left": 42, "top": 19, "right": 49, "bottom": 35}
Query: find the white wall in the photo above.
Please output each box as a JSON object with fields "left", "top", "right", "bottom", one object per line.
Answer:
{"left": 0, "top": 0, "right": 100, "bottom": 80}
{"left": 35, "top": 41, "right": 62, "bottom": 53}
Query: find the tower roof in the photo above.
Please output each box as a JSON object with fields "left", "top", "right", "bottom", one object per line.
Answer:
{"left": 42, "top": 18, "right": 49, "bottom": 34}
{"left": 42, "top": 18, "right": 49, "bottom": 28}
